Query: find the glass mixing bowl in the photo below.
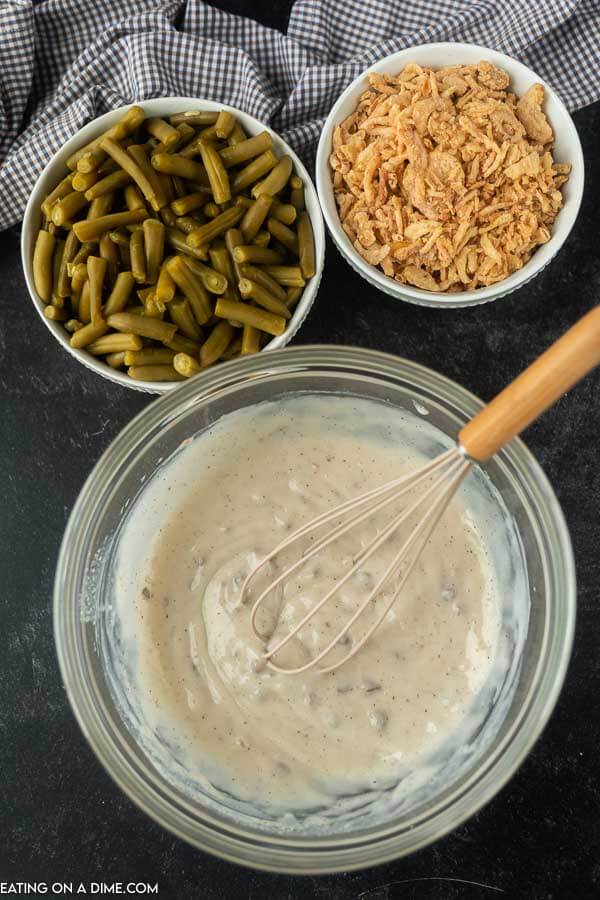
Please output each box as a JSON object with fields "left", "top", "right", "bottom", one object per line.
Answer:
{"left": 54, "top": 346, "right": 575, "bottom": 873}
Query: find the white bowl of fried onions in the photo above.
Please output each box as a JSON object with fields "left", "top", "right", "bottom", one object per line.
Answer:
{"left": 316, "top": 42, "right": 584, "bottom": 307}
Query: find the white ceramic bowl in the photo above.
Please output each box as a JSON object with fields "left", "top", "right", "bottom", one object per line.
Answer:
{"left": 22, "top": 98, "right": 325, "bottom": 393}
{"left": 316, "top": 42, "right": 584, "bottom": 309}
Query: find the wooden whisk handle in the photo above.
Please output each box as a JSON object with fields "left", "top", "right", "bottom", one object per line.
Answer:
{"left": 459, "top": 306, "right": 600, "bottom": 462}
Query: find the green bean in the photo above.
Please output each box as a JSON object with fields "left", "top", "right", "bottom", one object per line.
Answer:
{"left": 103, "top": 271, "right": 135, "bottom": 316}
{"left": 230, "top": 150, "right": 278, "bottom": 194}
{"left": 263, "top": 265, "right": 305, "bottom": 287}
{"left": 84, "top": 169, "right": 131, "bottom": 201}
{"left": 234, "top": 195, "right": 253, "bottom": 211}
{"left": 286, "top": 285, "right": 303, "bottom": 308}
{"left": 64, "top": 319, "right": 83, "bottom": 334}
{"left": 270, "top": 201, "right": 297, "bottom": 225}
{"left": 221, "top": 335, "right": 242, "bottom": 359}
{"left": 200, "top": 321, "right": 234, "bottom": 366}
{"left": 33, "top": 231, "right": 56, "bottom": 302}
{"left": 240, "top": 193, "right": 273, "bottom": 242}
{"left": 79, "top": 281, "right": 91, "bottom": 323}
{"left": 182, "top": 257, "right": 227, "bottom": 294}
{"left": 108, "top": 229, "right": 129, "bottom": 248}
{"left": 44, "top": 305, "right": 68, "bottom": 321}
{"left": 267, "top": 217, "right": 298, "bottom": 254}
{"left": 169, "top": 110, "right": 218, "bottom": 127}
{"left": 160, "top": 206, "right": 178, "bottom": 228}
{"left": 73, "top": 209, "right": 147, "bottom": 242}
{"left": 68, "top": 244, "right": 93, "bottom": 275}
{"left": 289, "top": 175, "right": 305, "bottom": 212}
{"left": 213, "top": 111, "right": 235, "bottom": 140}
{"left": 171, "top": 174, "right": 190, "bottom": 198}
{"left": 203, "top": 202, "right": 221, "bottom": 218}
{"left": 173, "top": 352, "right": 202, "bottom": 377}
{"left": 232, "top": 245, "right": 284, "bottom": 265}
{"left": 67, "top": 106, "right": 145, "bottom": 171}
{"left": 209, "top": 245, "right": 241, "bottom": 302}
{"left": 88, "top": 333, "right": 143, "bottom": 354}
{"left": 127, "top": 365, "right": 185, "bottom": 382}
{"left": 124, "top": 184, "right": 147, "bottom": 212}
{"left": 145, "top": 117, "right": 180, "bottom": 148}
{"left": 41, "top": 174, "right": 73, "bottom": 218}
{"left": 251, "top": 230, "right": 271, "bottom": 248}
{"left": 155, "top": 258, "right": 177, "bottom": 303}
{"left": 238, "top": 278, "right": 291, "bottom": 319}
{"left": 227, "top": 122, "right": 247, "bottom": 145}
{"left": 99, "top": 139, "right": 162, "bottom": 212}
{"left": 142, "top": 292, "right": 166, "bottom": 318}
{"left": 239, "top": 264, "right": 286, "bottom": 300}
{"left": 186, "top": 206, "right": 243, "bottom": 248}
{"left": 164, "top": 333, "right": 203, "bottom": 355}
{"left": 296, "top": 211, "right": 316, "bottom": 278}
{"left": 166, "top": 256, "right": 212, "bottom": 324}
{"left": 124, "top": 348, "right": 176, "bottom": 367}
{"left": 129, "top": 229, "right": 146, "bottom": 284}
{"left": 106, "top": 311, "right": 177, "bottom": 343}
{"left": 106, "top": 351, "right": 127, "bottom": 368}
{"left": 214, "top": 299, "right": 286, "bottom": 336}
{"left": 99, "top": 232, "right": 119, "bottom": 286}
{"left": 174, "top": 215, "right": 203, "bottom": 235}
{"left": 151, "top": 153, "right": 209, "bottom": 186}
{"left": 165, "top": 227, "right": 209, "bottom": 261}
{"left": 70, "top": 319, "right": 109, "bottom": 349}
{"left": 143, "top": 218, "right": 165, "bottom": 284}
{"left": 51, "top": 191, "right": 89, "bottom": 226}
{"left": 241, "top": 324, "right": 260, "bottom": 355}
{"left": 70, "top": 262, "right": 89, "bottom": 295}
{"left": 56, "top": 230, "right": 80, "bottom": 297}
{"left": 51, "top": 238, "right": 65, "bottom": 304}
{"left": 252, "top": 156, "right": 293, "bottom": 198}
{"left": 219, "top": 132, "right": 273, "bottom": 168}
{"left": 87, "top": 193, "right": 114, "bottom": 220}
{"left": 87, "top": 256, "right": 107, "bottom": 321}
{"left": 225, "top": 228, "right": 244, "bottom": 282}
{"left": 158, "top": 173, "right": 175, "bottom": 205}
{"left": 72, "top": 171, "right": 99, "bottom": 193}
{"left": 171, "top": 191, "right": 210, "bottom": 216}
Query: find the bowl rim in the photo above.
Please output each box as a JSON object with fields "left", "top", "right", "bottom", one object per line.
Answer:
{"left": 315, "top": 41, "right": 585, "bottom": 309}
{"left": 21, "top": 97, "right": 325, "bottom": 394}
{"left": 54, "top": 344, "right": 576, "bottom": 873}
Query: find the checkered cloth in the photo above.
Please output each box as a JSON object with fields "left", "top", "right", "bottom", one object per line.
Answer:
{"left": 1, "top": 0, "right": 598, "bottom": 230}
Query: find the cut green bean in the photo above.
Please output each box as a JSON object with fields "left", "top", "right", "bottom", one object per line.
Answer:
{"left": 87, "top": 256, "right": 107, "bottom": 321}
{"left": 214, "top": 111, "right": 236, "bottom": 140}
{"left": 88, "top": 333, "right": 143, "bottom": 354}
{"left": 186, "top": 206, "right": 243, "bottom": 248}
{"left": 200, "top": 321, "right": 234, "bottom": 367}
{"left": 165, "top": 227, "right": 209, "bottom": 261}
{"left": 167, "top": 298, "right": 203, "bottom": 340}
{"left": 240, "top": 193, "right": 273, "bottom": 242}
{"left": 267, "top": 217, "right": 298, "bottom": 254}
{"left": 151, "top": 153, "right": 209, "bottom": 185}
{"left": 227, "top": 122, "right": 247, "bottom": 145}
{"left": 87, "top": 193, "right": 114, "bottom": 220}
{"left": 182, "top": 257, "right": 227, "bottom": 294}
{"left": 225, "top": 228, "right": 245, "bottom": 282}
{"left": 64, "top": 319, "right": 83, "bottom": 334}
{"left": 214, "top": 299, "right": 286, "bottom": 336}
{"left": 169, "top": 110, "right": 218, "bottom": 127}
{"left": 68, "top": 106, "right": 145, "bottom": 171}
{"left": 51, "top": 238, "right": 65, "bottom": 303}
{"left": 166, "top": 256, "right": 212, "bottom": 324}
{"left": 51, "top": 191, "right": 89, "bottom": 226}
{"left": 232, "top": 245, "right": 284, "bottom": 265}
{"left": 99, "top": 138, "right": 162, "bottom": 212}
{"left": 99, "top": 232, "right": 119, "bottom": 285}
{"left": 171, "top": 191, "right": 210, "bottom": 216}
{"left": 73, "top": 209, "right": 147, "bottom": 242}
{"left": 239, "top": 263, "right": 286, "bottom": 300}
{"left": 263, "top": 265, "right": 306, "bottom": 287}
{"left": 106, "top": 351, "right": 127, "bottom": 368}
{"left": 72, "top": 171, "right": 99, "bottom": 193}
{"left": 286, "top": 285, "right": 303, "bottom": 308}
{"left": 106, "top": 311, "right": 177, "bottom": 342}
{"left": 70, "top": 319, "right": 109, "bottom": 349}
{"left": 173, "top": 352, "right": 202, "bottom": 377}
{"left": 252, "top": 156, "right": 293, "bottom": 198}
{"left": 155, "top": 258, "right": 176, "bottom": 303}
{"left": 241, "top": 324, "right": 260, "bottom": 355}
{"left": 84, "top": 169, "right": 131, "bottom": 201}
{"left": 143, "top": 219, "right": 165, "bottom": 284}
{"left": 129, "top": 229, "right": 146, "bottom": 284}
{"left": 289, "top": 175, "right": 305, "bottom": 211}
{"left": 128, "top": 365, "right": 185, "bottom": 382}
{"left": 145, "top": 117, "right": 180, "bottom": 148}
{"left": 270, "top": 201, "right": 297, "bottom": 225}
{"left": 41, "top": 174, "right": 73, "bottom": 218}
{"left": 209, "top": 245, "right": 241, "bottom": 302}
{"left": 124, "top": 348, "right": 176, "bottom": 366}
{"left": 238, "top": 278, "right": 291, "bottom": 319}
{"left": 219, "top": 132, "right": 273, "bottom": 168}
{"left": 221, "top": 335, "right": 242, "bottom": 359}
{"left": 297, "top": 210, "right": 316, "bottom": 278}
{"left": 251, "top": 230, "right": 271, "bottom": 248}
{"left": 44, "top": 305, "right": 69, "bottom": 321}
{"left": 103, "top": 271, "right": 135, "bottom": 316}
{"left": 33, "top": 231, "right": 56, "bottom": 302}
{"left": 164, "top": 333, "right": 203, "bottom": 355}
{"left": 57, "top": 230, "right": 80, "bottom": 298}
{"left": 174, "top": 215, "right": 202, "bottom": 235}
{"left": 230, "top": 150, "right": 278, "bottom": 194}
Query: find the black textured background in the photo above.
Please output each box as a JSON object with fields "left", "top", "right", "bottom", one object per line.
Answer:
{"left": 1, "top": 2, "right": 599, "bottom": 896}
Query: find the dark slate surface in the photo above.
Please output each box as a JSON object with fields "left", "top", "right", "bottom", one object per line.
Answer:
{"left": 1, "top": 3, "right": 599, "bottom": 896}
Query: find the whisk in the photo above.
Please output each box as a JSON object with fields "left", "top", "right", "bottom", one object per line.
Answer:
{"left": 241, "top": 307, "right": 600, "bottom": 674}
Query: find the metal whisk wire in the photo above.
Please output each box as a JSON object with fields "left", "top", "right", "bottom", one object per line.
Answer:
{"left": 241, "top": 447, "right": 470, "bottom": 674}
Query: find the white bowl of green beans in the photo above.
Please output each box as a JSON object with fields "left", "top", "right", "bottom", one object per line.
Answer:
{"left": 21, "top": 98, "right": 325, "bottom": 393}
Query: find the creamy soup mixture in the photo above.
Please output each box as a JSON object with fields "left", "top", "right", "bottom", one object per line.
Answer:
{"left": 110, "top": 395, "right": 526, "bottom": 814}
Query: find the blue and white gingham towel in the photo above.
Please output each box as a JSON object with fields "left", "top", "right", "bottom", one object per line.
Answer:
{"left": 0, "top": 0, "right": 598, "bottom": 230}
